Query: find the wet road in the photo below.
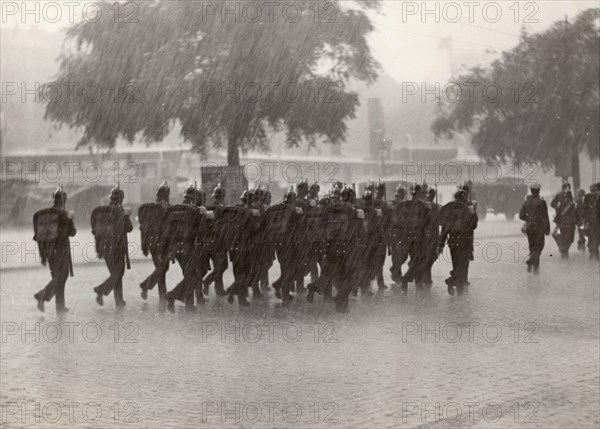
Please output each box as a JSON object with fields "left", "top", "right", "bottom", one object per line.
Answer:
{"left": 1, "top": 221, "right": 599, "bottom": 428}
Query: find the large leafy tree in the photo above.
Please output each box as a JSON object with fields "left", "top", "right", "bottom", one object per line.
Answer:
{"left": 44, "top": 0, "right": 380, "bottom": 165}
{"left": 433, "top": 8, "right": 599, "bottom": 187}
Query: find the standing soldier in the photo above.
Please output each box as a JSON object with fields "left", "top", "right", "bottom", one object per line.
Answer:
{"left": 139, "top": 182, "right": 170, "bottom": 304}
{"left": 91, "top": 185, "right": 133, "bottom": 308}
{"left": 33, "top": 187, "right": 76, "bottom": 313}
{"left": 203, "top": 184, "right": 228, "bottom": 297}
{"left": 552, "top": 190, "right": 577, "bottom": 258}
{"left": 438, "top": 189, "right": 478, "bottom": 295}
{"left": 519, "top": 183, "right": 550, "bottom": 273}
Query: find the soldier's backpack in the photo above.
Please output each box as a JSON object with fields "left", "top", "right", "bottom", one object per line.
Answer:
{"left": 440, "top": 202, "right": 470, "bottom": 235}
{"left": 91, "top": 206, "right": 128, "bottom": 259}
{"left": 265, "top": 204, "right": 297, "bottom": 245}
{"left": 215, "top": 206, "right": 252, "bottom": 252}
{"left": 138, "top": 203, "right": 166, "bottom": 256}
{"left": 161, "top": 204, "right": 200, "bottom": 260}
{"left": 33, "top": 208, "right": 68, "bottom": 263}
{"left": 323, "top": 204, "right": 355, "bottom": 242}
{"left": 301, "top": 206, "right": 323, "bottom": 244}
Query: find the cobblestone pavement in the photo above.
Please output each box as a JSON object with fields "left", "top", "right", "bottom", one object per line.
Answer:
{"left": 1, "top": 222, "right": 599, "bottom": 428}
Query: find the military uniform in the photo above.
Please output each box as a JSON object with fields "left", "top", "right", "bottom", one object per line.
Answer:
{"left": 390, "top": 185, "right": 431, "bottom": 293}
{"left": 139, "top": 182, "right": 170, "bottom": 303}
{"left": 203, "top": 185, "right": 228, "bottom": 297}
{"left": 552, "top": 191, "right": 577, "bottom": 258}
{"left": 164, "top": 186, "right": 207, "bottom": 312}
{"left": 268, "top": 188, "right": 303, "bottom": 301}
{"left": 92, "top": 187, "right": 133, "bottom": 308}
{"left": 33, "top": 189, "right": 76, "bottom": 313}
{"left": 439, "top": 191, "right": 478, "bottom": 294}
{"left": 519, "top": 184, "right": 550, "bottom": 273}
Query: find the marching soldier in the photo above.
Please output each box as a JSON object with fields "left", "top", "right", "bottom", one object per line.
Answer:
{"left": 422, "top": 187, "right": 441, "bottom": 288}
{"left": 139, "top": 182, "right": 170, "bottom": 303}
{"left": 373, "top": 180, "right": 389, "bottom": 289}
{"left": 33, "top": 187, "right": 76, "bottom": 313}
{"left": 519, "top": 183, "right": 550, "bottom": 273}
{"left": 164, "top": 185, "right": 205, "bottom": 312}
{"left": 223, "top": 190, "right": 262, "bottom": 307}
{"left": 203, "top": 184, "right": 228, "bottom": 297}
{"left": 307, "top": 186, "right": 364, "bottom": 312}
{"left": 251, "top": 186, "right": 274, "bottom": 298}
{"left": 551, "top": 182, "right": 572, "bottom": 212}
{"left": 396, "top": 184, "right": 431, "bottom": 293}
{"left": 91, "top": 185, "right": 133, "bottom": 309}
{"left": 552, "top": 190, "right": 577, "bottom": 258}
{"left": 438, "top": 189, "right": 478, "bottom": 295}
{"left": 355, "top": 187, "right": 382, "bottom": 295}
{"left": 583, "top": 183, "right": 600, "bottom": 260}
{"left": 575, "top": 189, "right": 587, "bottom": 251}
{"left": 268, "top": 188, "right": 303, "bottom": 302}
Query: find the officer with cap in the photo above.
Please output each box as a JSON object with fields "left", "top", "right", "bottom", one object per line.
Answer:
{"left": 92, "top": 185, "right": 133, "bottom": 308}
{"left": 519, "top": 183, "right": 550, "bottom": 273}
{"left": 33, "top": 187, "right": 76, "bottom": 313}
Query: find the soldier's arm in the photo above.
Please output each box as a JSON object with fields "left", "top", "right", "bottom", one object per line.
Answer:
{"left": 68, "top": 218, "right": 77, "bottom": 237}
{"left": 125, "top": 215, "right": 134, "bottom": 233}
{"left": 519, "top": 201, "right": 527, "bottom": 222}
{"left": 550, "top": 193, "right": 559, "bottom": 210}
{"left": 542, "top": 201, "right": 551, "bottom": 235}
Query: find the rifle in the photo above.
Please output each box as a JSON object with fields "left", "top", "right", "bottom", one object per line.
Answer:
{"left": 118, "top": 182, "right": 132, "bottom": 270}
{"left": 60, "top": 184, "right": 74, "bottom": 277}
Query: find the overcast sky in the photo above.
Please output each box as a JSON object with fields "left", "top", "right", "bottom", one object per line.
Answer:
{"left": 2, "top": 1, "right": 598, "bottom": 82}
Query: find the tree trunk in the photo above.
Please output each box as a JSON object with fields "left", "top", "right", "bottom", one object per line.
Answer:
{"left": 572, "top": 148, "right": 580, "bottom": 190}
{"left": 227, "top": 133, "right": 240, "bottom": 167}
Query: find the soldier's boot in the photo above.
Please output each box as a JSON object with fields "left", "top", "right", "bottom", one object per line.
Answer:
{"left": 306, "top": 283, "right": 317, "bottom": 304}
{"left": 335, "top": 296, "right": 349, "bottom": 313}
{"left": 195, "top": 288, "right": 205, "bottom": 306}
{"left": 272, "top": 279, "right": 282, "bottom": 300}
{"left": 351, "top": 283, "right": 359, "bottom": 297}
{"left": 166, "top": 293, "right": 176, "bottom": 313}
{"left": 33, "top": 293, "right": 45, "bottom": 312}
{"left": 139, "top": 278, "right": 149, "bottom": 300}
{"left": 93, "top": 287, "right": 104, "bottom": 306}
{"left": 296, "top": 277, "right": 306, "bottom": 294}
{"left": 445, "top": 278, "right": 455, "bottom": 296}
{"left": 238, "top": 288, "right": 250, "bottom": 307}
{"left": 57, "top": 307, "right": 69, "bottom": 314}
{"left": 215, "top": 278, "right": 227, "bottom": 297}
{"left": 533, "top": 264, "right": 540, "bottom": 274}
{"left": 377, "top": 272, "right": 388, "bottom": 290}
{"left": 252, "top": 282, "right": 263, "bottom": 300}
{"left": 526, "top": 262, "right": 533, "bottom": 273}
{"left": 260, "top": 272, "right": 270, "bottom": 291}
{"left": 202, "top": 279, "right": 210, "bottom": 295}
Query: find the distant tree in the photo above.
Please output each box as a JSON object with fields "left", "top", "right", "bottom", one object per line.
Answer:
{"left": 43, "top": 0, "right": 380, "bottom": 166}
{"left": 432, "top": 8, "right": 599, "bottom": 188}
